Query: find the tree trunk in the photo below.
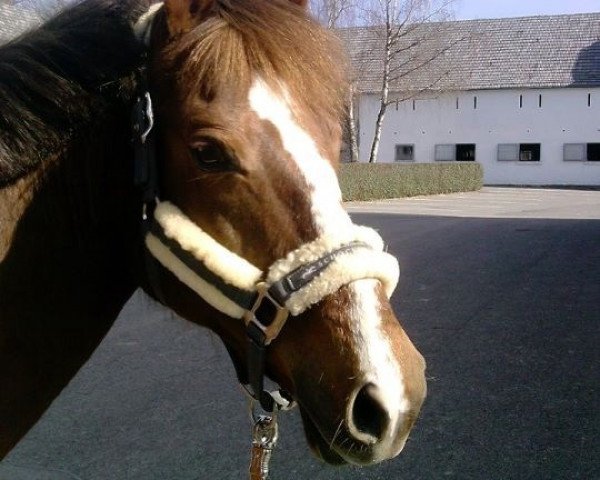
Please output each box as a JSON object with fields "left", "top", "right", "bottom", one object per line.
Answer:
{"left": 347, "top": 86, "right": 359, "bottom": 162}
{"left": 368, "top": 100, "right": 388, "bottom": 163}
{"left": 368, "top": 29, "right": 391, "bottom": 162}
{"left": 368, "top": 2, "right": 392, "bottom": 164}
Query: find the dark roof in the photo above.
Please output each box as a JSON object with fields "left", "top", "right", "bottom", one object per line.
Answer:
{"left": 337, "top": 13, "right": 600, "bottom": 93}
{"left": 0, "top": 4, "right": 41, "bottom": 44}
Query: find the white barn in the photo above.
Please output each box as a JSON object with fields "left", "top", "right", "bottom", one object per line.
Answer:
{"left": 340, "top": 14, "right": 600, "bottom": 186}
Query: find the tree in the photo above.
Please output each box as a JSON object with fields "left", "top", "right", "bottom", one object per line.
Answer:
{"left": 313, "top": 0, "right": 461, "bottom": 163}
{"left": 363, "top": 0, "right": 457, "bottom": 162}
{"left": 310, "top": 0, "right": 357, "bottom": 29}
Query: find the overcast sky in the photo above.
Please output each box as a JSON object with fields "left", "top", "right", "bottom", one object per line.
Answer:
{"left": 455, "top": 0, "right": 600, "bottom": 20}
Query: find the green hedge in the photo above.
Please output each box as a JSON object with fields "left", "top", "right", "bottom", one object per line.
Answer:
{"left": 338, "top": 162, "right": 483, "bottom": 201}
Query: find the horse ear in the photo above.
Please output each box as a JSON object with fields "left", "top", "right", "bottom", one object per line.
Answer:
{"left": 163, "top": 0, "right": 214, "bottom": 37}
{"left": 289, "top": 0, "right": 308, "bottom": 8}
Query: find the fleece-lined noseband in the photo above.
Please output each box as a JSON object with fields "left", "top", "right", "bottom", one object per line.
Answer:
{"left": 132, "top": 7, "right": 400, "bottom": 413}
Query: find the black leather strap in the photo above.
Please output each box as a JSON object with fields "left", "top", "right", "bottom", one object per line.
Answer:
{"left": 268, "top": 241, "right": 371, "bottom": 306}
{"left": 132, "top": 74, "right": 166, "bottom": 305}
{"left": 148, "top": 221, "right": 259, "bottom": 311}
{"left": 246, "top": 322, "right": 276, "bottom": 411}
{"left": 132, "top": 70, "right": 159, "bottom": 205}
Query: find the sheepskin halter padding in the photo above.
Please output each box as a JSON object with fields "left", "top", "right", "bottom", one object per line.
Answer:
{"left": 145, "top": 202, "right": 400, "bottom": 318}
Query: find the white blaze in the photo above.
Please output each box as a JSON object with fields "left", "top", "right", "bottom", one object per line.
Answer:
{"left": 248, "top": 78, "right": 352, "bottom": 234}
{"left": 349, "top": 280, "right": 409, "bottom": 428}
{"left": 248, "top": 78, "right": 407, "bottom": 425}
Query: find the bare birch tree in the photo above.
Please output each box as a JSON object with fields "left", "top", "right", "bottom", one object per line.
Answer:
{"left": 310, "top": 0, "right": 357, "bottom": 29}
{"left": 312, "top": 0, "right": 461, "bottom": 163}
{"left": 364, "top": 0, "right": 457, "bottom": 163}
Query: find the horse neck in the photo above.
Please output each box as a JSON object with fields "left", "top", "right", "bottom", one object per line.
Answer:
{"left": 0, "top": 1, "right": 157, "bottom": 456}
{"left": 0, "top": 80, "right": 143, "bottom": 463}
{"left": 0, "top": 0, "right": 148, "bottom": 182}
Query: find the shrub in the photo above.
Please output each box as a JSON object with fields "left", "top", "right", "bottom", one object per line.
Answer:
{"left": 338, "top": 163, "right": 483, "bottom": 201}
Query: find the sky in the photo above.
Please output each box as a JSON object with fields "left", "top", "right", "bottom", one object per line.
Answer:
{"left": 455, "top": 0, "right": 600, "bottom": 20}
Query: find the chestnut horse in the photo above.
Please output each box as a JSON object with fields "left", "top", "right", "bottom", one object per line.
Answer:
{"left": 0, "top": 0, "right": 426, "bottom": 467}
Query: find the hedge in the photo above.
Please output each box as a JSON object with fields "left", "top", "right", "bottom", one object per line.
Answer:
{"left": 338, "top": 162, "right": 483, "bottom": 201}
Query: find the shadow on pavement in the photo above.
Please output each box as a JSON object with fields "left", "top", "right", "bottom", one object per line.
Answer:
{"left": 2, "top": 214, "right": 599, "bottom": 480}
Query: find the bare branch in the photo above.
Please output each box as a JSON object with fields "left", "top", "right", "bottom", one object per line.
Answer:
{"left": 345, "top": 0, "right": 460, "bottom": 162}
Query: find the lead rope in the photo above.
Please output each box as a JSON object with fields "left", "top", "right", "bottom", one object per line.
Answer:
{"left": 249, "top": 404, "right": 279, "bottom": 480}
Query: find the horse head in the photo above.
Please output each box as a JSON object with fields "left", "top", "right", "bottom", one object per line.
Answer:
{"left": 141, "top": 0, "right": 426, "bottom": 465}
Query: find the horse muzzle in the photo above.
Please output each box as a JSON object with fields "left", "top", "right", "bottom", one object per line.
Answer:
{"left": 298, "top": 374, "right": 426, "bottom": 465}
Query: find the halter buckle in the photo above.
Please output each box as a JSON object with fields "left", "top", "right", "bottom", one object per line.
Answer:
{"left": 243, "top": 282, "right": 289, "bottom": 346}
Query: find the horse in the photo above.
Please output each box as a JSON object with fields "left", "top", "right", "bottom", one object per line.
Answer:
{"left": 0, "top": 0, "right": 426, "bottom": 467}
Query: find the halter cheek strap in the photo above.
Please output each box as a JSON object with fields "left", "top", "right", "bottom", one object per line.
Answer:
{"left": 146, "top": 202, "right": 262, "bottom": 318}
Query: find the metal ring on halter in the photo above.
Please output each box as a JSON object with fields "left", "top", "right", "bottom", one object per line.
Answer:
{"left": 241, "top": 384, "right": 296, "bottom": 414}
{"left": 248, "top": 398, "right": 280, "bottom": 425}
{"left": 141, "top": 196, "right": 160, "bottom": 221}
{"left": 140, "top": 91, "right": 154, "bottom": 144}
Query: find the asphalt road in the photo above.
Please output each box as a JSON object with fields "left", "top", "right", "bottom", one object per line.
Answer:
{"left": 1, "top": 189, "right": 599, "bottom": 480}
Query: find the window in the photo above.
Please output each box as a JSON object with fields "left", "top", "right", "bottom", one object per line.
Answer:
{"left": 473, "top": 96, "right": 478, "bottom": 109}
{"left": 395, "top": 144, "right": 414, "bottom": 161}
{"left": 497, "top": 143, "right": 541, "bottom": 162}
{"left": 588, "top": 93, "right": 592, "bottom": 107}
{"left": 567, "top": 143, "right": 600, "bottom": 162}
{"left": 538, "top": 94, "right": 542, "bottom": 108}
{"left": 456, "top": 144, "right": 476, "bottom": 161}
{"left": 435, "top": 144, "right": 476, "bottom": 162}
{"left": 519, "top": 144, "right": 541, "bottom": 162}
{"left": 563, "top": 143, "right": 586, "bottom": 161}
{"left": 519, "top": 95, "right": 523, "bottom": 108}
{"left": 588, "top": 144, "right": 600, "bottom": 161}
{"left": 498, "top": 144, "right": 519, "bottom": 161}
{"left": 435, "top": 144, "right": 455, "bottom": 161}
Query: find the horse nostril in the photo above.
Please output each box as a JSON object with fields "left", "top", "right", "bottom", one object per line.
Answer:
{"left": 351, "top": 383, "right": 390, "bottom": 442}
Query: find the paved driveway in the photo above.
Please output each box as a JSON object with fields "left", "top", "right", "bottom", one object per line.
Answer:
{"left": 2, "top": 188, "right": 599, "bottom": 479}
{"left": 346, "top": 187, "right": 600, "bottom": 219}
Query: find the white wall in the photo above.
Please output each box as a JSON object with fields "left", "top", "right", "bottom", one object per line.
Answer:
{"left": 358, "top": 88, "right": 600, "bottom": 185}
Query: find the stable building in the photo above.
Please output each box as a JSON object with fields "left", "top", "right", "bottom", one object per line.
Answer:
{"left": 340, "top": 13, "right": 600, "bottom": 186}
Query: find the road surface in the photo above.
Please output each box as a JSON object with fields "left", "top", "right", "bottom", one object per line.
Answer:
{"left": 2, "top": 188, "right": 599, "bottom": 479}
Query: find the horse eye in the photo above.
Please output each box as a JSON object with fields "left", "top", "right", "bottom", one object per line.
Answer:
{"left": 192, "top": 142, "right": 232, "bottom": 172}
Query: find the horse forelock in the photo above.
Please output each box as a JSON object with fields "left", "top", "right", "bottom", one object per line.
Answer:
{"left": 155, "top": 0, "right": 348, "bottom": 123}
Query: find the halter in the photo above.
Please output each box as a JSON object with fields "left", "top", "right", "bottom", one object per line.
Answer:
{"left": 132, "top": 87, "right": 400, "bottom": 413}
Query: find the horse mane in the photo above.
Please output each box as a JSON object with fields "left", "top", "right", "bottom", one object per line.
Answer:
{"left": 159, "top": 0, "right": 348, "bottom": 122}
{"left": 0, "top": 0, "right": 153, "bottom": 185}
{"left": 0, "top": 0, "right": 348, "bottom": 185}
